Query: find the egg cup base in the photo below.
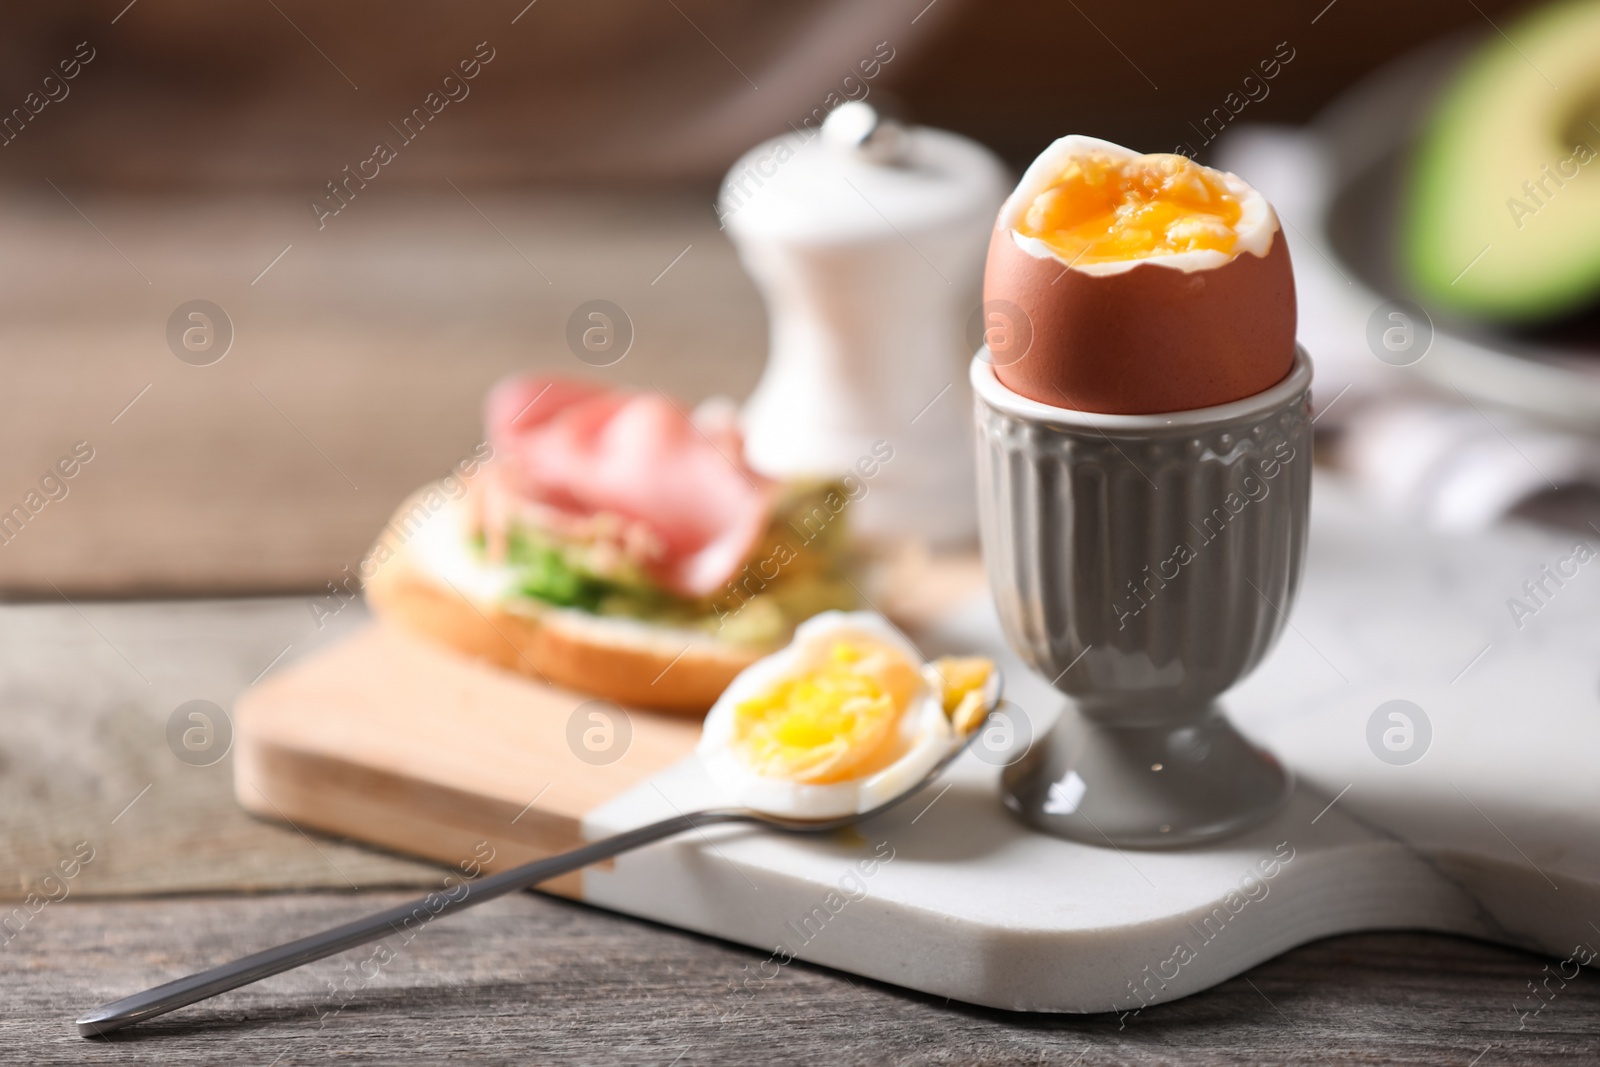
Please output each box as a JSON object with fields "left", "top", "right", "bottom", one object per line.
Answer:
{"left": 999, "top": 702, "right": 1292, "bottom": 849}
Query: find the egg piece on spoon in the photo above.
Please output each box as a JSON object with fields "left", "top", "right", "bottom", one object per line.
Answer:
{"left": 697, "top": 612, "right": 993, "bottom": 819}
{"left": 982, "top": 135, "right": 1296, "bottom": 414}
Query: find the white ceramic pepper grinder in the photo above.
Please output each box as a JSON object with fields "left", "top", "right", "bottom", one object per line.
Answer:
{"left": 721, "top": 102, "right": 1008, "bottom": 546}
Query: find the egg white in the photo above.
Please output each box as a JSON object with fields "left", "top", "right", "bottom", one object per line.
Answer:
{"left": 1000, "top": 134, "right": 1279, "bottom": 277}
{"left": 697, "top": 611, "right": 954, "bottom": 819}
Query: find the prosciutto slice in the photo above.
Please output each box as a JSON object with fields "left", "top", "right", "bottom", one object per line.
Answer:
{"left": 483, "top": 376, "right": 775, "bottom": 599}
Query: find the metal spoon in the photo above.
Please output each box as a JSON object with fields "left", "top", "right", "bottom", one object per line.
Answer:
{"left": 77, "top": 669, "right": 1002, "bottom": 1038}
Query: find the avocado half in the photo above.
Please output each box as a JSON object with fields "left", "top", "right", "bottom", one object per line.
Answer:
{"left": 1404, "top": 0, "right": 1600, "bottom": 323}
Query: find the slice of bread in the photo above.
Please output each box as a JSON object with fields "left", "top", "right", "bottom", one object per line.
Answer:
{"left": 363, "top": 487, "right": 766, "bottom": 716}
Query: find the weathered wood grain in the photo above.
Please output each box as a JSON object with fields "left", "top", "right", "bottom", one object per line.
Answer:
{"left": 0, "top": 597, "right": 444, "bottom": 900}
{"left": 4, "top": 891, "right": 1596, "bottom": 1065}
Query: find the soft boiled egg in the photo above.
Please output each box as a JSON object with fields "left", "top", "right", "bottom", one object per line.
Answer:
{"left": 697, "top": 611, "right": 993, "bottom": 819}
{"left": 982, "top": 135, "right": 1296, "bottom": 414}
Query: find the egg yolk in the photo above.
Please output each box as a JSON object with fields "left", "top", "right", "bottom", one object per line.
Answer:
{"left": 732, "top": 638, "right": 919, "bottom": 785}
{"left": 1016, "top": 152, "right": 1242, "bottom": 264}
{"left": 932, "top": 656, "right": 993, "bottom": 736}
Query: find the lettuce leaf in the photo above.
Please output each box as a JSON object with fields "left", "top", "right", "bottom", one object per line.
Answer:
{"left": 504, "top": 536, "right": 607, "bottom": 611}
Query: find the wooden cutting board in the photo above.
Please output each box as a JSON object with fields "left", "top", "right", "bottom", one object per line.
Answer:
{"left": 234, "top": 480, "right": 1600, "bottom": 1014}
{"left": 232, "top": 623, "right": 703, "bottom": 898}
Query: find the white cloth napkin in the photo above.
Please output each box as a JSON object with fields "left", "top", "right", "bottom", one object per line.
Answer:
{"left": 1215, "top": 126, "right": 1600, "bottom": 533}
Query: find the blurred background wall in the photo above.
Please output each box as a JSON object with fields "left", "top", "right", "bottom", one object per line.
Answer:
{"left": 0, "top": 0, "right": 1526, "bottom": 184}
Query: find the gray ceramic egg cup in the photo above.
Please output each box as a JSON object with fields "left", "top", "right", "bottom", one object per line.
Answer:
{"left": 972, "top": 348, "right": 1312, "bottom": 849}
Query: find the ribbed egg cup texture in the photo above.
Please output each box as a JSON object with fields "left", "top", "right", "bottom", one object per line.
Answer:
{"left": 973, "top": 348, "right": 1313, "bottom": 848}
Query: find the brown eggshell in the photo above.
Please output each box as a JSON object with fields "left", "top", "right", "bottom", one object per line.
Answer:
{"left": 983, "top": 226, "right": 1297, "bottom": 414}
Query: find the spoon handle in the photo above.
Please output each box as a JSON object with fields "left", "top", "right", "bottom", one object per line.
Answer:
{"left": 76, "top": 809, "right": 745, "bottom": 1038}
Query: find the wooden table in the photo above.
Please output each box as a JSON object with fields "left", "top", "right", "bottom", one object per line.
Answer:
{"left": 2, "top": 597, "right": 1597, "bottom": 1064}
